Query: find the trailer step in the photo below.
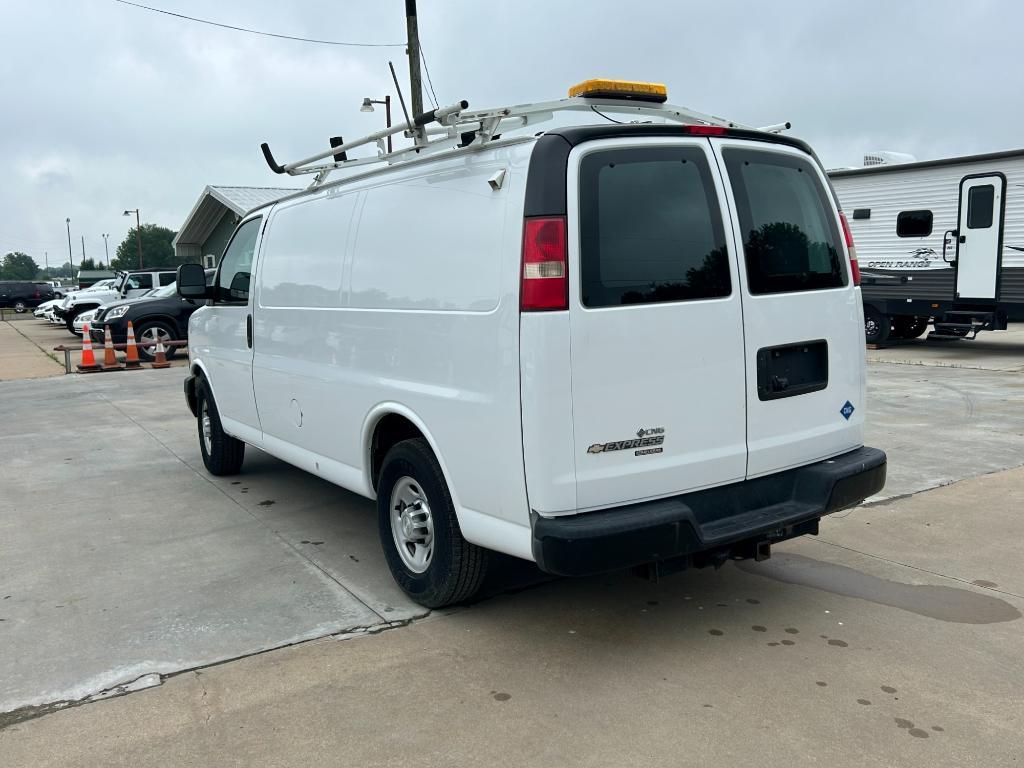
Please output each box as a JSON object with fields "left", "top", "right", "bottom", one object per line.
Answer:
{"left": 928, "top": 310, "right": 1001, "bottom": 341}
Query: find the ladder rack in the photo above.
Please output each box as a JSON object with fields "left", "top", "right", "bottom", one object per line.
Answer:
{"left": 260, "top": 96, "right": 775, "bottom": 189}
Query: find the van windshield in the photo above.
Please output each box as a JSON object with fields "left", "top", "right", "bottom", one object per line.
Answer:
{"left": 723, "top": 149, "right": 846, "bottom": 294}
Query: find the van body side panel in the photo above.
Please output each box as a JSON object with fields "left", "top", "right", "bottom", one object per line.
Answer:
{"left": 251, "top": 148, "right": 533, "bottom": 533}
{"left": 519, "top": 312, "right": 577, "bottom": 514}
{"left": 711, "top": 140, "right": 865, "bottom": 476}
{"left": 252, "top": 191, "right": 360, "bottom": 465}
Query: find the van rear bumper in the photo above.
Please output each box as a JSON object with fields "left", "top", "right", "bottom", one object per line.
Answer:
{"left": 531, "top": 446, "right": 886, "bottom": 577}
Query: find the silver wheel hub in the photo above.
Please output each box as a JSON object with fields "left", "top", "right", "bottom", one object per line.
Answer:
{"left": 201, "top": 401, "right": 213, "bottom": 454}
{"left": 389, "top": 476, "right": 434, "bottom": 574}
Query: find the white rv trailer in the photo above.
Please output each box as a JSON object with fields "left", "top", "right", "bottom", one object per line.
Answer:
{"left": 829, "top": 149, "right": 1024, "bottom": 343}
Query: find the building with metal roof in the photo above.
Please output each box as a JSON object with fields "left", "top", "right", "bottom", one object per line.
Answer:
{"left": 173, "top": 185, "right": 295, "bottom": 266}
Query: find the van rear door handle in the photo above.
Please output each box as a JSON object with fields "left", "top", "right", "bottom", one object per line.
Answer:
{"left": 246, "top": 314, "right": 253, "bottom": 348}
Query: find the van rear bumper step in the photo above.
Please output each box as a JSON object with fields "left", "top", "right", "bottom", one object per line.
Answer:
{"left": 530, "top": 446, "right": 886, "bottom": 577}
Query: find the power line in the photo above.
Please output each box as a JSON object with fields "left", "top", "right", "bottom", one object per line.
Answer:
{"left": 113, "top": 0, "right": 406, "bottom": 47}
{"left": 419, "top": 43, "right": 440, "bottom": 108}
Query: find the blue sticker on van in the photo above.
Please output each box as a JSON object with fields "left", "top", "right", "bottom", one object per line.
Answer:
{"left": 840, "top": 401, "right": 855, "bottom": 420}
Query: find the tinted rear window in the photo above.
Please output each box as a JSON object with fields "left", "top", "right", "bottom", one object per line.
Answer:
{"left": 724, "top": 149, "right": 846, "bottom": 295}
{"left": 578, "top": 147, "right": 730, "bottom": 308}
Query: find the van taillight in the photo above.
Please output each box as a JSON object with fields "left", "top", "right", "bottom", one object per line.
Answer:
{"left": 839, "top": 212, "right": 860, "bottom": 286}
{"left": 521, "top": 216, "right": 567, "bottom": 311}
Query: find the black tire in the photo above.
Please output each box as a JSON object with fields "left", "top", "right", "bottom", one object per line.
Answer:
{"left": 864, "top": 306, "right": 891, "bottom": 344}
{"left": 196, "top": 378, "right": 245, "bottom": 476}
{"left": 892, "top": 316, "right": 929, "bottom": 339}
{"left": 377, "top": 438, "right": 488, "bottom": 608}
{"left": 65, "top": 308, "right": 87, "bottom": 336}
{"left": 13, "top": 299, "right": 27, "bottom": 313}
{"left": 136, "top": 320, "right": 178, "bottom": 361}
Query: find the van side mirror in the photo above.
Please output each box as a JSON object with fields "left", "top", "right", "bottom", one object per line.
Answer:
{"left": 177, "top": 264, "right": 209, "bottom": 299}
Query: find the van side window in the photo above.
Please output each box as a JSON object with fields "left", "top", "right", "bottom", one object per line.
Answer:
{"left": 579, "top": 147, "right": 731, "bottom": 308}
{"left": 159, "top": 273, "right": 176, "bottom": 286}
{"left": 724, "top": 149, "right": 845, "bottom": 295}
{"left": 216, "top": 217, "right": 262, "bottom": 303}
{"left": 896, "top": 210, "right": 933, "bottom": 238}
{"left": 967, "top": 185, "right": 994, "bottom": 229}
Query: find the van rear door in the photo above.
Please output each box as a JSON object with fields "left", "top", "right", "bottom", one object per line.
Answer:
{"left": 712, "top": 140, "right": 865, "bottom": 477}
{"left": 566, "top": 138, "right": 748, "bottom": 511}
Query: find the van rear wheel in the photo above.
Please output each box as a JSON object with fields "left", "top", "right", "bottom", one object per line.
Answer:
{"left": 196, "top": 378, "right": 245, "bottom": 476}
{"left": 377, "top": 438, "right": 487, "bottom": 608}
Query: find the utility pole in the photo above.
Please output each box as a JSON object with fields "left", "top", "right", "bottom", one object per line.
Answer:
{"left": 102, "top": 233, "right": 109, "bottom": 266}
{"left": 405, "top": 0, "right": 423, "bottom": 119}
{"left": 135, "top": 211, "right": 142, "bottom": 269}
{"left": 81, "top": 235, "right": 86, "bottom": 261}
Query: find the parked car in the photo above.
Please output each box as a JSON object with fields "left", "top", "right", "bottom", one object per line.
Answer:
{"left": 72, "top": 308, "right": 99, "bottom": 336}
{"left": 34, "top": 298, "right": 63, "bottom": 319}
{"left": 178, "top": 80, "right": 887, "bottom": 608}
{"left": 56, "top": 270, "right": 177, "bottom": 335}
{"left": 0, "top": 281, "right": 54, "bottom": 312}
{"left": 90, "top": 272, "right": 214, "bottom": 360}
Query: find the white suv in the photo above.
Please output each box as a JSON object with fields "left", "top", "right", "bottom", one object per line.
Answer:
{"left": 178, "top": 83, "right": 886, "bottom": 607}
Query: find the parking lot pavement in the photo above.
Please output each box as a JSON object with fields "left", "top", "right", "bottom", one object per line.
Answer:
{"left": 0, "top": 371, "right": 425, "bottom": 717}
{"left": 0, "top": 321, "right": 64, "bottom": 380}
{"left": 2, "top": 466, "right": 1021, "bottom": 767}
{"left": 1, "top": 341, "right": 1023, "bottom": 755}
{"left": 867, "top": 322, "right": 1024, "bottom": 372}
{"left": 0, "top": 318, "right": 187, "bottom": 380}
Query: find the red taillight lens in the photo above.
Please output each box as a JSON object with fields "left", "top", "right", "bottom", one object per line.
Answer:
{"left": 839, "top": 212, "right": 860, "bottom": 286}
{"left": 521, "top": 216, "right": 568, "bottom": 311}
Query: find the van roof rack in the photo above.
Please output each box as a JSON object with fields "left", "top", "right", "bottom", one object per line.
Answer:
{"left": 259, "top": 96, "right": 787, "bottom": 189}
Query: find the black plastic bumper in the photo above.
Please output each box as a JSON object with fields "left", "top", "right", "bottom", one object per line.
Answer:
{"left": 531, "top": 446, "right": 886, "bottom": 577}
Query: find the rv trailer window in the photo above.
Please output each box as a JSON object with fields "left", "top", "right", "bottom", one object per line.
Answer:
{"left": 579, "top": 147, "right": 731, "bottom": 308}
{"left": 896, "top": 210, "right": 933, "bottom": 238}
{"left": 967, "top": 185, "right": 995, "bottom": 229}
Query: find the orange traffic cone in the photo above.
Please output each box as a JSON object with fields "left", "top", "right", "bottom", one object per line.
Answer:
{"left": 101, "top": 326, "right": 121, "bottom": 370}
{"left": 150, "top": 337, "right": 170, "bottom": 369}
{"left": 76, "top": 323, "right": 101, "bottom": 372}
{"left": 124, "top": 321, "right": 142, "bottom": 369}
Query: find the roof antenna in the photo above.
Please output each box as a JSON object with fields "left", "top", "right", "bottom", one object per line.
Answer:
{"left": 389, "top": 60, "right": 417, "bottom": 146}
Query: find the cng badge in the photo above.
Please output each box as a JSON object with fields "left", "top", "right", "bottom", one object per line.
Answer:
{"left": 840, "top": 401, "right": 855, "bottom": 421}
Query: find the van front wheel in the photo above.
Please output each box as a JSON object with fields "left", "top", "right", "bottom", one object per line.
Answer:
{"left": 196, "top": 378, "right": 245, "bottom": 476}
{"left": 377, "top": 439, "right": 488, "bottom": 608}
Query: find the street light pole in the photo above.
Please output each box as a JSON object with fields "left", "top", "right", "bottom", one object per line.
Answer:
{"left": 123, "top": 209, "right": 142, "bottom": 269}
{"left": 65, "top": 217, "right": 74, "bottom": 274}
{"left": 360, "top": 96, "right": 393, "bottom": 152}
{"left": 102, "top": 233, "right": 109, "bottom": 266}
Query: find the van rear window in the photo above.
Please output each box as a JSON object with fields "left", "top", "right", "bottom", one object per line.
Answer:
{"left": 579, "top": 147, "right": 730, "bottom": 308}
{"left": 723, "top": 149, "right": 846, "bottom": 295}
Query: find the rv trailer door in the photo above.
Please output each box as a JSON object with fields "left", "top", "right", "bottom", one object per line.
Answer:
{"left": 955, "top": 174, "right": 1006, "bottom": 301}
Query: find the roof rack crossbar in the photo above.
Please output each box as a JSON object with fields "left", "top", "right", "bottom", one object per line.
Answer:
{"left": 261, "top": 96, "right": 758, "bottom": 186}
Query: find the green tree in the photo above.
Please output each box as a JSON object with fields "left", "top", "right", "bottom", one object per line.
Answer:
{"left": 112, "top": 224, "right": 178, "bottom": 270}
{"left": 79, "top": 257, "right": 97, "bottom": 271}
{"left": 1, "top": 251, "right": 40, "bottom": 280}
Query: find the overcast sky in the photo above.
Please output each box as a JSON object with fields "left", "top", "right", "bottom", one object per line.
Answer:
{"left": 1, "top": 0, "right": 1020, "bottom": 265}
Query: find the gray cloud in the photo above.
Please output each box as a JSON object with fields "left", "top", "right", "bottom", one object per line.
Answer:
{"left": 1, "top": 0, "right": 1020, "bottom": 262}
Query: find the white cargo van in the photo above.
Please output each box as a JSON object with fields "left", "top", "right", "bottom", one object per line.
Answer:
{"left": 177, "top": 81, "right": 886, "bottom": 607}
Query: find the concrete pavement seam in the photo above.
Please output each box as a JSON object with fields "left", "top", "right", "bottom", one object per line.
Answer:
{"left": 0, "top": 617, "right": 419, "bottom": 731}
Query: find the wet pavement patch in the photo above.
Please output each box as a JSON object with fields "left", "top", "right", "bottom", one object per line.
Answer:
{"left": 739, "top": 553, "right": 1022, "bottom": 624}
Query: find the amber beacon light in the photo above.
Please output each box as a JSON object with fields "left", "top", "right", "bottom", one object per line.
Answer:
{"left": 568, "top": 79, "right": 668, "bottom": 103}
